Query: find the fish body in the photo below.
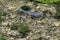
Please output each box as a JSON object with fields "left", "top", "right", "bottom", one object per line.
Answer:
{"left": 20, "top": 9, "right": 44, "bottom": 17}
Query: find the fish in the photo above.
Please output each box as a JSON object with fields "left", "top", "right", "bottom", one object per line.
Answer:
{"left": 20, "top": 8, "right": 44, "bottom": 17}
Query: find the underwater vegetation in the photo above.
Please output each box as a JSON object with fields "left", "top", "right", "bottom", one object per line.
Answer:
{"left": 9, "top": 23, "right": 30, "bottom": 38}
{"left": 34, "top": 0, "right": 60, "bottom": 3}
{"left": 0, "top": 36, "right": 6, "bottom": 40}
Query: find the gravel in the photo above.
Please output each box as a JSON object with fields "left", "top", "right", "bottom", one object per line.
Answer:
{"left": 0, "top": 0, "right": 60, "bottom": 40}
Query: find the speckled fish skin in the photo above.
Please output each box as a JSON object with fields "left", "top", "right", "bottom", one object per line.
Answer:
{"left": 20, "top": 9, "right": 44, "bottom": 17}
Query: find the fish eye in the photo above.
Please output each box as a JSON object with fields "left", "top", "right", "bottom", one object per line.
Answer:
{"left": 21, "top": 6, "right": 31, "bottom": 11}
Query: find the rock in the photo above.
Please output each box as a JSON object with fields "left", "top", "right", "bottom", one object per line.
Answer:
{"left": 7, "top": 6, "right": 16, "bottom": 11}
{"left": 10, "top": 14, "right": 16, "bottom": 19}
{"left": 1, "top": 21, "right": 9, "bottom": 26}
{"left": 54, "top": 22, "right": 60, "bottom": 26}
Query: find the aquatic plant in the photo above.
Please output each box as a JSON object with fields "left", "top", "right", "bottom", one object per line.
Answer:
{"left": 0, "top": 36, "right": 6, "bottom": 40}
{"left": 34, "top": 0, "right": 60, "bottom": 3}
{"left": 0, "top": 11, "right": 6, "bottom": 23}
{"left": 18, "top": 23, "right": 30, "bottom": 38}
{"left": 10, "top": 23, "right": 30, "bottom": 38}
{"left": 55, "top": 10, "right": 60, "bottom": 19}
